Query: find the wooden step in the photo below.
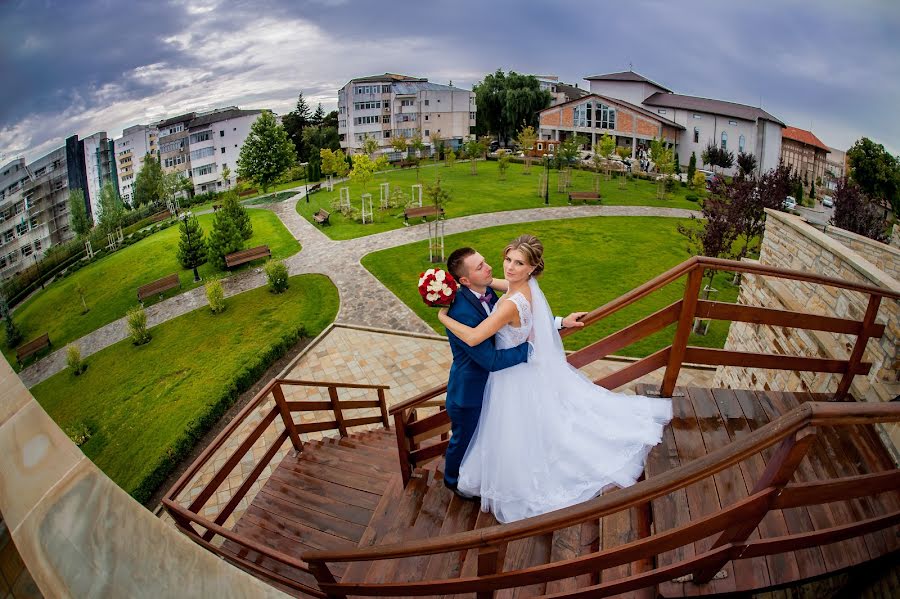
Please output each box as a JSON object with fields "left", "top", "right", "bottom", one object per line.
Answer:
{"left": 218, "top": 542, "right": 321, "bottom": 598}
{"left": 496, "top": 531, "right": 553, "bottom": 598}
{"left": 341, "top": 473, "right": 406, "bottom": 584}
{"left": 422, "top": 494, "right": 481, "bottom": 583}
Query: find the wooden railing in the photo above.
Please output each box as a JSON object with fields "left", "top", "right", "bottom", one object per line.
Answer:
{"left": 303, "top": 401, "right": 900, "bottom": 597}
{"left": 162, "top": 377, "right": 390, "bottom": 598}
{"left": 390, "top": 255, "right": 898, "bottom": 486}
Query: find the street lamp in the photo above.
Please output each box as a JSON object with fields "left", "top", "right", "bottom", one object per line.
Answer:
{"left": 180, "top": 211, "right": 201, "bottom": 283}
{"left": 543, "top": 153, "right": 551, "bottom": 205}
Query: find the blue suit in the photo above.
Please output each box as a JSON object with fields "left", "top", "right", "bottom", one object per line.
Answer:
{"left": 443, "top": 287, "right": 529, "bottom": 488}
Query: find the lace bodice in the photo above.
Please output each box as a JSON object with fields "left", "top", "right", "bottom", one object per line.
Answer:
{"left": 494, "top": 292, "right": 532, "bottom": 349}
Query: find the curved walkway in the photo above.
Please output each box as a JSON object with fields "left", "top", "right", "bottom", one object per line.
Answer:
{"left": 19, "top": 193, "right": 698, "bottom": 388}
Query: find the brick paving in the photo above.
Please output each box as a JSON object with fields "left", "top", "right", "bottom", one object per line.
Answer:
{"left": 19, "top": 193, "right": 697, "bottom": 387}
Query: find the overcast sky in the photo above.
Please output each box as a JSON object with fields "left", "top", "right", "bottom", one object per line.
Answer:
{"left": 2, "top": 0, "right": 898, "bottom": 164}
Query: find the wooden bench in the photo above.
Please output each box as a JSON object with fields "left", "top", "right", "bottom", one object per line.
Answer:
{"left": 568, "top": 191, "right": 601, "bottom": 205}
{"left": 147, "top": 210, "right": 172, "bottom": 224}
{"left": 225, "top": 245, "right": 271, "bottom": 269}
{"left": 16, "top": 333, "right": 50, "bottom": 366}
{"left": 137, "top": 273, "right": 180, "bottom": 302}
{"left": 212, "top": 203, "right": 222, "bottom": 211}
{"left": 238, "top": 188, "right": 259, "bottom": 197}
{"left": 403, "top": 205, "right": 444, "bottom": 226}
{"left": 398, "top": 160, "right": 416, "bottom": 168}
{"left": 313, "top": 209, "right": 330, "bottom": 225}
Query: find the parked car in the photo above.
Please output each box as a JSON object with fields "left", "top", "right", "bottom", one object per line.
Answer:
{"left": 783, "top": 196, "right": 797, "bottom": 211}
{"left": 822, "top": 195, "right": 834, "bottom": 208}
{"left": 488, "top": 140, "right": 500, "bottom": 153}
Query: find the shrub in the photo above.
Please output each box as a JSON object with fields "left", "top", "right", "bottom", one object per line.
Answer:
{"left": 65, "top": 421, "right": 93, "bottom": 447}
{"left": 686, "top": 194, "right": 699, "bottom": 202}
{"left": 205, "top": 277, "right": 226, "bottom": 314}
{"left": 66, "top": 343, "right": 87, "bottom": 375}
{"left": 126, "top": 306, "right": 151, "bottom": 345}
{"left": 4, "top": 315, "right": 23, "bottom": 348}
{"left": 264, "top": 259, "right": 289, "bottom": 293}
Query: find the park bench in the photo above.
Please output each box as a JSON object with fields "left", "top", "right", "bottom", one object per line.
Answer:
{"left": 308, "top": 183, "right": 321, "bottom": 193}
{"left": 147, "top": 210, "right": 171, "bottom": 224}
{"left": 398, "top": 160, "right": 415, "bottom": 168}
{"left": 238, "top": 188, "right": 259, "bottom": 197}
{"left": 212, "top": 203, "right": 222, "bottom": 211}
{"left": 137, "top": 273, "right": 181, "bottom": 303}
{"left": 313, "top": 209, "right": 330, "bottom": 225}
{"left": 403, "top": 205, "right": 444, "bottom": 226}
{"left": 16, "top": 333, "right": 50, "bottom": 366}
{"left": 225, "top": 245, "right": 271, "bottom": 269}
{"left": 568, "top": 191, "right": 601, "bottom": 205}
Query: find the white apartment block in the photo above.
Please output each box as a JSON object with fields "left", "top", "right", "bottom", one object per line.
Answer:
{"left": 337, "top": 73, "right": 475, "bottom": 155}
{"left": 114, "top": 124, "right": 158, "bottom": 205}
{"left": 154, "top": 107, "right": 263, "bottom": 195}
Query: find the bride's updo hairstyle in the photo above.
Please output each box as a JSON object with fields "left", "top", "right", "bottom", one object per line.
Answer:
{"left": 504, "top": 234, "right": 545, "bottom": 277}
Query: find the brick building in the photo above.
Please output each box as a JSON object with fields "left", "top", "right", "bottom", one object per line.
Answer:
{"left": 780, "top": 126, "right": 830, "bottom": 194}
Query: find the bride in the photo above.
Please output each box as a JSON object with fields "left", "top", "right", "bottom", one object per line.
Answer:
{"left": 438, "top": 234, "right": 672, "bottom": 523}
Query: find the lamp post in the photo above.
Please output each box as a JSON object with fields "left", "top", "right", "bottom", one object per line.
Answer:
{"left": 543, "top": 153, "right": 550, "bottom": 205}
{"left": 180, "top": 211, "right": 201, "bottom": 283}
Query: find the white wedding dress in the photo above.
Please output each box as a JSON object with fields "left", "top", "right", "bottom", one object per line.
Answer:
{"left": 456, "top": 277, "right": 673, "bottom": 523}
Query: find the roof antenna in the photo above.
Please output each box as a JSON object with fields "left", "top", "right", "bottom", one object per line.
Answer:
{"left": 629, "top": 61, "right": 633, "bottom": 71}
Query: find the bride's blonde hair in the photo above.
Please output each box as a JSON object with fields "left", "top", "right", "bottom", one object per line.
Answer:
{"left": 504, "top": 234, "right": 544, "bottom": 277}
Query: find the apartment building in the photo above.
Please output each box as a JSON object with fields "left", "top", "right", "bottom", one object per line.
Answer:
{"left": 535, "top": 75, "right": 590, "bottom": 106}
{"left": 538, "top": 70, "right": 785, "bottom": 175}
{"left": 824, "top": 146, "right": 847, "bottom": 192}
{"left": 337, "top": 73, "right": 475, "bottom": 155}
{"left": 156, "top": 112, "right": 195, "bottom": 184}
{"left": 114, "top": 124, "right": 158, "bottom": 204}
{"left": 780, "top": 126, "right": 830, "bottom": 194}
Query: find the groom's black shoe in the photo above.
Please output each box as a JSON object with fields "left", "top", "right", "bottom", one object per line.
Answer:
{"left": 443, "top": 477, "right": 479, "bottom": 501}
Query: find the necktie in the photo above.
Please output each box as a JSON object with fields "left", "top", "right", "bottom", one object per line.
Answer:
{"left": 477, "top": 292, "right": 491, "bottom": 306}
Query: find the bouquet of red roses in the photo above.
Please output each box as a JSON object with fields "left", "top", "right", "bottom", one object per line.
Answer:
{"left": 418, "top": 268, "right": 458, "bottom": 307}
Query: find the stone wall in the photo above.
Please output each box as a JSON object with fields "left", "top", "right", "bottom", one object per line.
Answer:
{"left": 823, "top": 224, "right": 900, "bottom": 281}
{"left": 715, "top": 209, "right": 899, "bottom": 462}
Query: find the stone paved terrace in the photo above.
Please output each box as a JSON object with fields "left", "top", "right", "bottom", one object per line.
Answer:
{"left": 160, "top": 324, "right": 716, "bottom": 528}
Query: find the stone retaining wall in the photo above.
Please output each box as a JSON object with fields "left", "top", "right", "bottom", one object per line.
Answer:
{"left": 715, "top": 209, "right": 899, "bottom": 463}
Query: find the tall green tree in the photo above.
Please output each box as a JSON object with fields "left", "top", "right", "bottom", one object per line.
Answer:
{"left": 597, "top": 133, "right": 616, "bottom": 179}
{"left": 464, "top": 138, "right": 484, "bottom": 175}
{"left": 311, "top": 103, "right": 325, "bottom": 127}
{"left": 847, "top": 137, "right": 900, "bottom": 217}
{"left": 132, "top": 154, "right": 164, "bottom": 207}
{"left": 831, "top": 177, "right": 888, "bottom": 242}
{"left": 320, "top": 148, "right": 350, "bottom": 179}
{"left": 361, "top": 135, "right": 379, "bottom": 158}
{"left": 302, "top": 124, "right": 340, "bottom": 164}
{"left": 687, "top": 152, "right": 697, "bottom": 185}
{"left": 97, "top": 181, "right": 125, "bottom": 235}
{"left": 410, "top": 134, "right": 426, "bottom": 181}
{"left": 237, "top": 110, "right": 296, "bottom": 193}
{"left": 222, "top": 193, "right": 252, "bottom": 240}
{"left": 207, "top": 208, "right": 245, "bottom": 269}
{"left": 474, "top": 70, "right": 552, "bottom": 145}
{"left": 176, "top": 214, "right": 207, "bottom": 270}
{"left": 349, "top": 153, "right": 377, "bottom": 195}
{"left": 282, "top": 92, "right": 311, "bottom": 161}
{"left": 67, "top": 189, "right": 91, "bottom": 237}
{"left": 516, "top": 125, "right": 537, "bottom": 173}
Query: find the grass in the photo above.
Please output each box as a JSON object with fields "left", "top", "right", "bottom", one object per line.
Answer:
{"left": 361, "top": 216, "right": 740, "bottom": 357}
{"left": 188, "top": 184, "right": 306, "bottom": 213}
{"left": 298, "top": 160, "right": 700, "bottom": 240}
{"left": 3, "top": 209, "right": 300, "bottom": 367}
{"left": 30, "top": 274, "right": 338, "bottom": 501}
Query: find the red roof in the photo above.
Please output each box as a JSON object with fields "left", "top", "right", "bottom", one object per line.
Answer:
{"left": 782, "top": 127, "right": 830, "bottom": 152}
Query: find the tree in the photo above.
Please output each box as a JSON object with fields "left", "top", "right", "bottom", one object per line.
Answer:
{"left": 221, "top": 164, "right": 232, "bottom": 190}
{"left": 597, "top": 133, "right": 616, "bottom": 180}
{"left": 132, "top": 154, "right": 164, "bottom": 207}
{"left": 464, "top": 138, "right": 484, "bottom": 175}
{"left": 674, "top": 153, "right": 681, "bottom": 175}
{"left": 737, "top": 152, "right": 758, "bottom": 178}
{"left": 474, "top": 70, "right": 552, "bottom": 145}
{"left": 847, "top": 137, "right": 900, "bottom": 217}
{"left": 162, "top": 171, "right": 187, "bottom": 206}
{"left": 68, "top": 189, "right": 91, "bottom": 237}
{"left": 361, "top": 135, "right": 379, "bottom": 158}
{"left": 650, "top": 138, "right": 674, "bottom": 199}
{"left": 322, "top": 110, "right": 338, "bottom": 130}
{"left": 97, "top": 181, "right": 124, "bottom": 235}
{"left": 237, "top": 110, "right": 296, "bottom": 192}
{"left": 411, "top": 134, "right": 426, "bottom": 180}
{"left": 557, "top": 135, "right": 584, "bottom": 167}
{"left": 498, "top": 151, "right": 510, "bottom": 180}
{"left": 176, "top": 214, "right": 207, "bottom": 270}
{"left": 222, "top": 193, "right": 252, "bottom": 240}
{"left": 516, "top": 125, "right": 537, "bottom": 174}
{"left": 677, "top": 185, "right": 739, "bottom": 292}
{"left": 446, "top": 148, "right": 457, "bottom": 168}
{"left": 320, "top": 148, "right": 350, "bottom": 180}
{"left": 311, "top": 104, "right": 325, "bottom": 127}
{"left": 349, "top": 153, "right": 376, "bottom": 195}
{"left": 687, "top": 152, "right": 697, "bottom": 186}
{"left": 701, "top": 142, "right": 716, "bottom": 171}
{"left": 282, "top": 92, "right": 311, "bottom": 160}
{"left": 831, "top": 177, "right": 888, "bottom": 242}
{"left": 430, "top": 131, "right": 443, "bottom": 163}
{"left": 729, "top": 165, "right": 790, "bottom": 261}
{"left": 207, "top": 207, "right": 245, "bottom": 269}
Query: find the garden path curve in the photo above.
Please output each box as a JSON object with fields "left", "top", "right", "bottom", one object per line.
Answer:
{"left": 18, "top": 193, "right": 698, "bottom": 388}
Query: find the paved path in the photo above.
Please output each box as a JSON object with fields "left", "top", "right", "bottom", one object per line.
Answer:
{"left": 19, "top": 194, "right": 698, "bottom": 388}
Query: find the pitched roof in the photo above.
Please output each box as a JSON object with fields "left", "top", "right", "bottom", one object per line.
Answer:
{"left": 188, "top": 108, "right": 264, "bottom": 129}
{"left": 556, "top": 82, "right": 590, "bottom": 101}
{"left": 584, "top": 70, "right": 672, "bottom": 92}
{"left": 539, "top": 93, "right": 685, "bottom": 130}
{"left": 351, "top": 73, "right": 427, "bottom": 84}
{"left": 642, "top": 92, "right": 785, "bottom": 126}
{"left": 781, "top": 126, "right": 830, "bottom": 152}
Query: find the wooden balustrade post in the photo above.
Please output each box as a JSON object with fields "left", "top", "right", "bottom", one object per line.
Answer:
{"left": 834, "top": 295, "right": 881, "bottom": 401}
{"left": 409, "top": 408, "right": 420, "bottom": 451}
{"left": 394, "top": 410, "right": 413, "bottom": 486}
{"left": 476, "top": 546, "right": 500, "bottom": 599}
{"left": 271, "top": 382, "right": 304, "bottom": 452}
{"left": 307, "top": 560, "right": 345, "bottom": 599}
{"left": 328, "top": 386, "right": 348, "bottom": 437}
{"left": 439, "top": 405, "right": 449, "bottom": 441}
{"left": 693, "top": 427, "right": 818, "bottom": 583}
{"left": 661, "top": 268, "right": 704, "bottom": 397}
{"left": 377, "top": 387, "right": 390, "bottom": 428}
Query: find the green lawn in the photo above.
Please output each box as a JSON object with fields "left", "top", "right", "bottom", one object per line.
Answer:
{"left": 4, "top": 209, "right": 300, "bottom": 367}
{"left": 362, "top": 216, "right": 739, "bottom": 357}
{"left": 298, "top": 161, "right": 699, "bottom": 240}
{"left": 31, "top": 274, "right": 338, "bottom": 502}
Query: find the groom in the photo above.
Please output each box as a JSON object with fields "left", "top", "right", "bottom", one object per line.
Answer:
{"left": 442, "top": 247, "right": 585, "bottom": 499}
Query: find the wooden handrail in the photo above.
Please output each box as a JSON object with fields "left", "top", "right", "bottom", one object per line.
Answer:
{"left": 302, "top": 401, "right": 900, "bottom": 564}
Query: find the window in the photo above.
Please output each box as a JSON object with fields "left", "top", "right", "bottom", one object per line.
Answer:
{"left": 33, "top": 239, "right": 42, "bottom": 252}
{"left": 3, "top": 230, "right": 12, "bottom": 243}
{"left": 424, "top": 115, "right": 429, "bottom": 121}
{"left": 354, "top": 115, "right": 381, "bottom": 125}
{"left": 537, "top": 143, "right": 543, "bottom": 150}
{"left": 384, "top": 131, "right": 391, "bottom": 138}
{"left": 16, "top": 222, "right": 28, "bottom": 236}
{"left": 21, "top": 244, "right": 32, "bottom": 257}
{"left": 693, "top": 127, "right": 700, "bottom": 143}
{"left": 721, "top": 131, "right": 728, "bottom": 150}
{"left": 739, "top": 134, "right": 746, "bottom": 152}
{"left": 189, "top": 130, "right": 212, "bottom": 144}
{"left": 382, "top": 115, "right": 390, "bottom": 123}
{"left": 728, "top": 120, "right": 737, "bottom": 126}
{"left": 400, "top": 99, "right": 414, "bottom": 107}
{"left": 573, "top": 104, "right": 587, "bottom": 127}
{"left": 693, "top": 114, "right": 702, "bottom": 119}
{"left": 29, "top": 216, "right": 38, "bottom": 228}
{"left": 469, "top": 112, "right": 476, "bottom": 119}
{"left": 424, "top": 130, "right": 430, "bottom": 136}
{"left": 221, "top": 147, "right": 226, "bottom": 154}
{"left": 192, "top": 164, "right": 215, "bottom": 177}
{"left": 353, "top": 101, "right": 382, "bottom": 110}
{"left": 220, "top": 130, "right": 225, "bottom": 137}
{"left": 189, "top": 146, "right": 215, "bottom": 160}
{"left": 159, "top": 139, "right": 185, "bottom": 153}
{"left": 597, "top": 103, "right": 616, "bottom": 129}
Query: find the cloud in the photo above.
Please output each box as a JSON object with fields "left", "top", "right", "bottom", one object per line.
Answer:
{"left": 1, "top": 0, "right": 898, "bottom": 163}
